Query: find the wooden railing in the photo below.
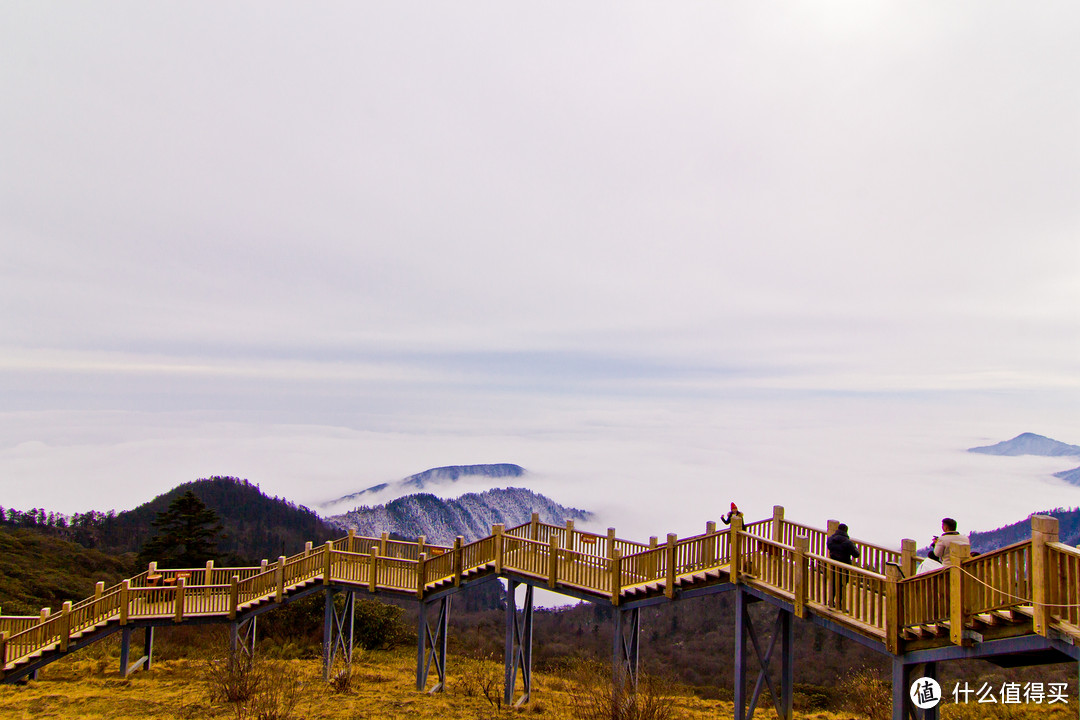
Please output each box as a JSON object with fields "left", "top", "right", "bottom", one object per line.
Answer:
{"left": 962, "top": 541, "right": 1031, "bottom": 616}
{"left": 4, "top": 510, "right": 1078, "bottom": 677}
{"left": 898, "top": 566, "right": 950, "bottom": 629}
{"left": 1047, "top": 542, "right": 1080, "bottom": 633}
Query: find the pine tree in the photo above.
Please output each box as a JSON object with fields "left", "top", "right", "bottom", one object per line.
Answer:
{"left": 137, "top": 490, "right": 223, "bottom": 568}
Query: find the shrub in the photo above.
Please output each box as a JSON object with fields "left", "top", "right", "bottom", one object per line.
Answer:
{"left": 838, "top": 666, "right": 891, "bottom": 720}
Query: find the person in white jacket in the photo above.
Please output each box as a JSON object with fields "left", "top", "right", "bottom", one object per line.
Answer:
{"left": 928, "top": 517, "right": 969, "bottom": 563}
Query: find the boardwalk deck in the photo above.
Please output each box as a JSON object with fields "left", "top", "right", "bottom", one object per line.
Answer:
{"left": 2, "top": 508, "right": 1077, "bottom": 719}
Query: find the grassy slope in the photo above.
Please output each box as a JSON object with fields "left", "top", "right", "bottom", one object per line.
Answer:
{"left": 0, "top": 642, "right": 1074, "bottom": 720}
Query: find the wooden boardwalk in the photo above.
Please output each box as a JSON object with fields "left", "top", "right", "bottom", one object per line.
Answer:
{"left": 2, "top": 507, "right": 1078, "bottom": 718}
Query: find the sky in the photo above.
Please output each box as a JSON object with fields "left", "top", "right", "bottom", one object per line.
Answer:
{"left": 1, "top": 3, "right": 1079, "bottom": 551}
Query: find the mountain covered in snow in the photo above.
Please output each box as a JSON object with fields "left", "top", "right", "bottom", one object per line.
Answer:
{"left": 967, "top": 433, "right": 1080, "bottom": 457}
{"left": 325, "top": 487, "right": 590, "bottom": 545}
{"left": 320, "top": 463, "right": 526, "bottom": 513}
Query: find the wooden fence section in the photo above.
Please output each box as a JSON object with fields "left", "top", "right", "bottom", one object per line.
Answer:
{"left": 963, "top": 541, "right": 1031, "bottom": 616}
{"left": 898, "top": 567, "right": 950, "bottom": 630}
{"left": 4, "top": 510, "right": 1079, "bottom": 678}
{"left": 1048, "top": 542, "right": 1080, "bottom": 634}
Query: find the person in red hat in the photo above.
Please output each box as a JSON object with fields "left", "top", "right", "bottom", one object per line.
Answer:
{"left": 721, "top": 502, "right": 742, "bottom": 525}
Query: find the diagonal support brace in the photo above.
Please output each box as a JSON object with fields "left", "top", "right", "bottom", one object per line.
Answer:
{"left": 416, "top": 595, "right": 450, "bottom": 693}
{"left": 504, "top": 580, "right": 534, "bottom": 707}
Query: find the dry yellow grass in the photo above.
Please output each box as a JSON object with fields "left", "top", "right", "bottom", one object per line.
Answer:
{"left": 0, "top": 647, "right": 1072, "bottom": 720}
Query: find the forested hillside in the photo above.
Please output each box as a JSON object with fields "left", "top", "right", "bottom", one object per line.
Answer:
{"left": 0, "top": 476, "right": 337, "bottom": 565}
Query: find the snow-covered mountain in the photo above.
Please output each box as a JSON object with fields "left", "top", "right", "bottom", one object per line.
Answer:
{"left": 320, "top": 463, "right": 526, "bottom": 514}
{"left": 326, "top": 487, "right": 590, "bottom": 545}
{"left": 968, "top": 433, "right": 1080, "bottom": 457}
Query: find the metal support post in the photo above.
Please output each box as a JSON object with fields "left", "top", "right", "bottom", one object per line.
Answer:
{"left": 504, "top": 580, "right": 534, "bottom": 706}
{"left": 119, "top": 627, "right": 131, "bottom": 676}
{"left": 613, "top": 606, "right": 640, "bottom": 690}
{"left": 230, "top": 617, "right": 257, "bottom": 664}
{"left": 416, "top": 595, "right": 450, "bottom": 693}
{"left": 143, "top": 627, "right": 155, "bottom": 672}
{"left": 733, "top": 588, "right": 795, "bottom": 720}
{"left": 323, "top": 588, "right": 355, "bottom": 680}
{"left": 892, "top": 661, "right": 939, "bottom": 720}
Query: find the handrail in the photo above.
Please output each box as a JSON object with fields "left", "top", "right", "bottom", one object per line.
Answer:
{"left": 4, "top": 510, "right": 1077, "bottom": 678}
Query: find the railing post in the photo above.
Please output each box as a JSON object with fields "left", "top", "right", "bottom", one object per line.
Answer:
{"left": 323, "top": 541, "right": 334, "bottom": 585}
{"left": 380, "top": 532, "right": 389, "bottom": 556}
{"left": 900, "top": 539, "right": 917, "bottom": 578}
{"left": 229, "top": 576, "right": 239, "bottom": 620}
{"left": 174, "top": 577, "right": 186, "bottom": 624}
{"left": 665, "top": 533, "right": 678, "bottom": 599}
{"left": 305, "top": 541, "right": 313, "bottom": 557}
{"left": 59, "top": 601, "right": 72, "bottom": 652}
{"left": 120, "top": 580, "right": 130, "bottom": 625}
{"left": 772, "top": 505, "right": 785, "bottom": 544}
{"left": 530, "top": 512, "right": 539, "bottom": 541}
{"left": 0, "top": 631, "right": 7, "bottom": 671}
{"left": 348, "top": 528, "right": 356, "bottom": 553}
{"left": 1031, "top": 514, "right": 1059, "bottom": 637}
{"left": 705, "top": 521, "right": 717, "bottom": 565}
{"left": 610, "top": 549, "right": 623, "bottom": 606}
{"left": 885, "top": 563, "right": 901, "bottom": 654}
{"left": 369, "top": 546, "right": 380, "bottom": 593}
{"left": 205, "top": 560, "right": 214, "bottom": 599}
{"left": 493, "top": 524, "right": 505, "bottom": 573}
{"left": 417, "top": 553, "right": 427, "bottom": 599}
{"left": 453, "top": 536, "right": 464, "bottom": 587}
{"left": 730, "top": 516, "right": 743, "bottom": 585}
{"left": 793, "top": 536, "right": 808, "bottom": 618}
{"left": 826, "top": 519, "right": 839, "bottom": 536}
{"left": 548, "top": 535, "right": 559, "bottom": 588}
{"left": 948, "top": 540, "right": 971, "bottom": 645}
{"left": 607, "top": 527, "right": 617, "bottom": 558}
{"left": 648, "top": 536, "right": 658, "bottom": 578}
{"left": 565, "top": 519, "right": 575, "bottom": 551}
{"left": 94, "top": 581, "right": 104, "bottom": 619}
{"left": 276, "top": 556, "right": 286, "bottom": 603}
{"left": 418, "top": 535, "right": 426, "bottom": 557}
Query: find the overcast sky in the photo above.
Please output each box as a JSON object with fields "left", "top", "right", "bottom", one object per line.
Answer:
{"left": 2, "top": 3, "right": 1079, "bottom": 546}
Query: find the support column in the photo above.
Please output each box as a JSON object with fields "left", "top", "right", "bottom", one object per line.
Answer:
{"left": 734, "top": 588, "right": 749, "bottom": 720}
{"left": 119, "top": 627, "right": 131, "bottom": 676}
{"left": 230, "top": 616, "right": 257, "bottom": 665}
{"left": 143, "top": 627, "right": 155, "bottom": 672}
{"left": 416, "top": 595, "right": 450, "bottom": 693}
{"left": 323, "top": 588, "right": 355, "bottom": 680}
{"left": 503, "top": 581, "right": 534, "bottom": 706}
{"left": 612, "top": 606, "right": 640, "bottom": 690}
{"left": 892, "top": 661, "right": 939, "bottom": 720}
{"left": 732, "top": 588, "right": 795, "bottom": 720}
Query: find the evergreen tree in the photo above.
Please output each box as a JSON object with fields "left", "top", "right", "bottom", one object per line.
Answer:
{"left": 137, "top": 490, "right": 223, "bottom": 568}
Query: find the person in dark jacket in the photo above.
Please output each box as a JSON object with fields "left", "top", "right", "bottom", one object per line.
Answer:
{"left": 827, "top": 523, "right": 860, "bottom": 610}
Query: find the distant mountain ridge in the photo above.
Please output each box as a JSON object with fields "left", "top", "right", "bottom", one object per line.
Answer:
{"left": 326, "top": 487, "right": 590, "bottom": 546}
{"left": 968, "top": 432, "right": 1080, "bottom": 457}
{"left": 322, "top": 463, "right": 526, "bottom": 512}
{"left": 967, "top": 507, "right": 1080, "bottom": 553}
{"left": 1053, "top": 467, "right": 1080, "bottom": 487}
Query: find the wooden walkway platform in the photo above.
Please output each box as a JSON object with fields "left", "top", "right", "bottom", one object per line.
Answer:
{"left": 2, "top": 506, "right": 1077, "bottom": 718}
